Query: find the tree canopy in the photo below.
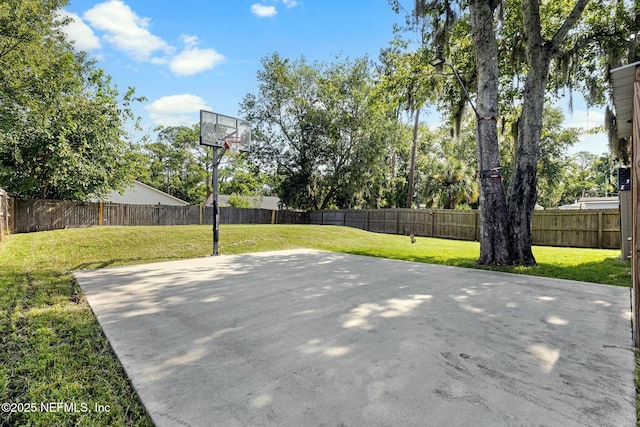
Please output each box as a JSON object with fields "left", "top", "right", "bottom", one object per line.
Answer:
{"left": 388, "top": 0, "right": 633, "bottom": 265}
{"left": 0, "top": 0, "right": 623, "bottom": 251}
{"left": 0, "top": 0, "right": 142, "bottom": 200}
{"left": 240, "top": 54, "right": 400, "bottom": 210}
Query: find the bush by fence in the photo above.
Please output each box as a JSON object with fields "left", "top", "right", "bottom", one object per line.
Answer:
{"left": 310, "top": 208, "right": 622, "bottom": 249}
{"left": 11, "top": 199, "right": 308, "bottom": 233}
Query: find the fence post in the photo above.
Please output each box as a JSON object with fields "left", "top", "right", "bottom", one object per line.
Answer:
{"left": 0, "top": 190, "right": 4, "bottom": 241}
{"left": 271, "top": 209, "right": 276, "bottom": 224}
{"left": 475, "top": 210, "right": 480, "bottom": 241}
{"left": 430, "top": 210, "right": 436, "bottom": 237}
{"left": 8, "top": 197, "right": 14, "bottom": 233}
{"left": 98, "top": 202, "right": 103, "bottom": 226}
{"left": 598, "top": 210, "right": 603, "bottom": 249}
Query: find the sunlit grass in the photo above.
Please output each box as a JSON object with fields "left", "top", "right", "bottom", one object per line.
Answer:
{"left": 0, "top": 224, "right": 631, "bottom": 425}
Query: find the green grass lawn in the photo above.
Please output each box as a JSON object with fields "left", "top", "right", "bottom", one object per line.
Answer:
{"left": 0, "top": 224, "right": 633, "bottom": 426}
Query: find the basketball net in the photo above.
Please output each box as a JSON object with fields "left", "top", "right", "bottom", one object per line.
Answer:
{"left": 223, "top": 137, "right": 243, "bottom": 154}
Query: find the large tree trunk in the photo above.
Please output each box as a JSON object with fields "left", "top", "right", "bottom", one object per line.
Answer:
{"left": 506, "top": 0, "right": 554, "bottom": 266}
{"left": 406, "top": 108, "right": 420, "bottom": 208}
{"left": 506, "top": 62, "right": 550, "bottom": 266}
{"left": 469, "top": 0, "right": 512, "bottom": 265}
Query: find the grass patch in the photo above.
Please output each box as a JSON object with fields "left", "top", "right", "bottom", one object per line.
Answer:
{"left": 307, "top": 226, "right": 630, "bottom": 287}
{"left": 0, "top": 224, "right": 632, "bottom": 425}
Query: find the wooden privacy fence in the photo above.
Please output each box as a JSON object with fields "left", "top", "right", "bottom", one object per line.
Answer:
{"left": 11, "top": 199, "right": 308, "bottom": 233}
{"left": 532, "top": 210, "right": 620, "bottom": 249}
{"left": 0, "top": 188, "right": 8, "bottom": 241}
{"left": 310, "top": 208, "right": 622, "bottom": 249}
{"left": 7, "top": 198, "right": 623, "bottom": 250}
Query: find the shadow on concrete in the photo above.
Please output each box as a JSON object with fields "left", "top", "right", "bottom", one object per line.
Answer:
{"left": 75, "top": 249, "right": 635, "bottom": 427}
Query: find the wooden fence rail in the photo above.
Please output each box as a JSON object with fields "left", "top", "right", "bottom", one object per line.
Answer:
{"left": 11, "top": 199, "right": 308, "bottom": 233}
{"left": 5, "top": 198, "right": 623, "bottom": 250}
{"left": 311, "top": 208, "right": 622, "bottom": 249}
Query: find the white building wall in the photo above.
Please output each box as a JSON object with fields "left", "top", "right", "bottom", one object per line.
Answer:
{"left": 100, "top": 181, "right": 189, "bottom": 206}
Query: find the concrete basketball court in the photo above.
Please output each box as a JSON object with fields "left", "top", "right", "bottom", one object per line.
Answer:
{"left": 74, "top": 249, "right": 635, "bottom": 426}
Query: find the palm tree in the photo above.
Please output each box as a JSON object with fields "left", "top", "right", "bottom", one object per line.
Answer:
{"left": 431, "top": 158, "right": 478, "bottom": 209}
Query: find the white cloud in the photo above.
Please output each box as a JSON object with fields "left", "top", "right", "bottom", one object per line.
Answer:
{"left": 145, "top": 94, "right": 211, "bottom": 126}
{"left": 282, "top": 0, "right": 298, "bottom": 8}
{"left": 169, "top": 35, "right": 226, "bottom": 76}
{"left": 170, "top": 48, "right": 225, "bottom": 76}
{"left": 75, "top": 2, "right": 224, "bottom": 76}
{"left": 251, "top": 4, "right": 278, "bottom": 17}
{"left": 562, "top": 110, "right": 607, "bottom": 155}
{"left": 84, "top": 0, "right": 172, "bottom": 61}
{"left": 568, "top": 133, "right": 609, "bottom": 156}
{"left": 564, "top": 110, "right": 606, "bottom": 132}
{"left": 58, "top": 10, "right": 101, "bottom": 51}
{"left": 179, "top": 34, "right": 200, "bottom": 49}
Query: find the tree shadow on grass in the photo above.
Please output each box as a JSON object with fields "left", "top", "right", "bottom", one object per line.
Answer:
{"left": 510, "top": 258, "right": 632, "bottom": 287}
{"left": 72, "top": 255, "right": 209, "bottom": 271}
{"left": 339, "top": 248, "right": 631, "bottom": 287}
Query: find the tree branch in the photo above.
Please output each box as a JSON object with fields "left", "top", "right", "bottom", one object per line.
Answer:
{"left": 559, "top": 29, "right": 620, "bottom": 58}
{"left": 551, "top": 0, "right": 590, "bottom": 47}
{"left": 522, "top": 0, "right": 543, "bottom": 45}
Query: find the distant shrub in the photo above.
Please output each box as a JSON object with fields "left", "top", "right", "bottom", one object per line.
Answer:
{"left": 228, "top": 193, "right": 251, "bottom": 208}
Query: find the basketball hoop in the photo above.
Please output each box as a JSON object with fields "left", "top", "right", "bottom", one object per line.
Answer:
{"left": 224, "top": 137, "right": 244, "bottom": 154}
{"left": 200, "top": 110, "right": 252, "bottom": 256}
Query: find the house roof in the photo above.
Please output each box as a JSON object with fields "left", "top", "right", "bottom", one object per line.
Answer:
{"left": 611, "top": 61, "right": 640, "bottom": 140}
{"left": 204, "top": 194, "right": 282, "bottom": 210}
{"left": 557, "top": 196, "right": 619, "bottom": 210}
{"left": 576, "top": 196, "right": 618, "bottom": 203}
{"left": 131, "top": 181, "right": 190, "bottom": 206}
{"left": 95, "top": 180, "right": 190, "bottom": 206}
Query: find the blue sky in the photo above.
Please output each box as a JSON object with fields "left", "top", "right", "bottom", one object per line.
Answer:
{"left": 60, "top": 0, "right": 608, "bottom": 155}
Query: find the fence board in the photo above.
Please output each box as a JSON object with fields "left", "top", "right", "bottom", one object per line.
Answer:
{"left": 8, "top": 198, "right": 623, "bottom": 250}
{"left": 309, "top": 211, "right": 323, "bottom": 225}
{"left": 310, "top": 208, "right": 622, "bottom": 249}
{"left": 369, "top": 210, "right": 398, "bottom": 234}
{"left": 0, "top": 188, "right": 7, "bottom": 240}
{"left": 344, "top": 210, "right": 368, "bottom": 230}
{"left": 321, "top": 211, "right": 345, "bottom": 226}
{"left": 531, "top": 210, "right": 619, "bottom": 249}
{"left": 433, "top": 210, "right": 477, "bottom": 241}
{"left": 11, "top": 199, "right": 308, "bottom": 232}
{"left": 13, "top": 199, "right": 97, "bottom": 232}
{"left": 396, "top": 209, "right": 428, "bottom": 236}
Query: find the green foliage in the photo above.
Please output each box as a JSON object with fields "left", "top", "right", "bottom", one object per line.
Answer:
{"left": 136, "top": 124, "right": 268, "bottom": 204}
{"left": 227, "top": 193, "right": 251, "bottom": 208}
{"left": 140, "top": 125, "right": 211, "bottom": 204}
{"left": 219, "top": 154, "right": 269, "bottom": 196}
{"left": 430, "top": 158, "right": 478, "bottom": 209}
{"left": 376, "top": 43, "right": 438, "bottom": 112}
{"left": 0, "top": 0, "right": 143, "bottom": 200}
{"left": 501, "top": 106, "right": 582, "bottom": 208}
{"left": 561, "top": 152, "right": 619, "bottom": 203}
{"left": 415, "top": 105, "right": 608, "bottom": 209}
{"left": 241, "top": 54, "right": 397, "bottom": 210}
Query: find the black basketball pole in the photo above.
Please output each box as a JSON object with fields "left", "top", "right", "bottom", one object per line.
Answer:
{"left": 211, "top": 146, "right": 226, "bottom": 256}
{"left": 199, "top": 109, "right": 250, "bottom": 256}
